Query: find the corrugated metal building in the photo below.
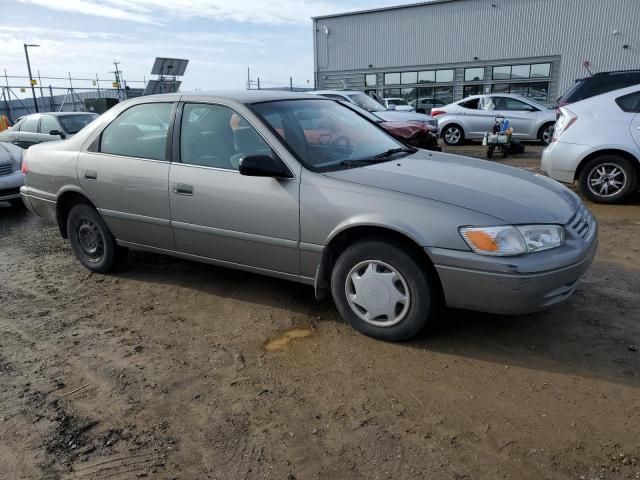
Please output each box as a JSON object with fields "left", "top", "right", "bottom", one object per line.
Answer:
{"left": 312, "top": 0, "right": 639, "bottom": 111}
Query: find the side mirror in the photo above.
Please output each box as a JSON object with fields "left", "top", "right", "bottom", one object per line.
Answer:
{"left": 239, "top": 154, "right": 293, "bottom": 179}
{"left": 49, "top": 129, "right": 65, "bottom": 138}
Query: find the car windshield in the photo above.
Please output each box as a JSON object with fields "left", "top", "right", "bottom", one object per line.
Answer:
{"left": 348, "top": 94, "right": 386, "bottom": 112}
{"left": 251, "top": 99, "right": 408, "bottom": 172}
{"left": 58, "top": 114, "right": 99, "bottom": 134}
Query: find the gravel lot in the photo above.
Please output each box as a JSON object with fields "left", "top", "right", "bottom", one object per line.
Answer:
{"left": 1, "top": 144, "right": 639, "bottom": 480}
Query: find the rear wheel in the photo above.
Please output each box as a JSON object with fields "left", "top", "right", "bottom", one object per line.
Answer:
{"left": 578, "top": 155, "right": 637, "bottom": 203}
{"left": 67, "top": 204, "right": 127, "bottom": 272}
{"left": 330, "top": 239, "right": 436, "bottom": 341}
{"left": 442, "top": 124, "right": 464, "bottom": 146}
{"left": 538, "top": 123, "right": 555, "bottom": 145}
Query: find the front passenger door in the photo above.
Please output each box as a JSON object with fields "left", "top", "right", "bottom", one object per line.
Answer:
{"left": 39, "top": 115, "right": 65, "bottom": 142}
{"left": 169, "top": 102, "right": 301, "bottom": 275}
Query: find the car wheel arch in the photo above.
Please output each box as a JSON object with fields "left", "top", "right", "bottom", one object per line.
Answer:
{"left": 56, "top": 189, "right": 97, "bottom": 239}
{"left": 313, "top": 224, "right": 444, "bottom": 309}
{"left": 574, "top": 148, "right": 640, "bottom": 183}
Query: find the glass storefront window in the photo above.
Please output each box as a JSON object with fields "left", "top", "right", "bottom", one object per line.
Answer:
{"left": 365, "top": 74, "right": 377, "bottom": 87}
{"left": 527, "top": 82, "right": 549, "bottom": 101}
{"left": 383, "top": 88, "right": 401, "bottom": 98}
{"left": 491, "top": 83, "right": 510, "bottom": 93}
{"left": 418, "top": 71, "right": 435, "bottom": 83}
{"left": 531, "top": 63, "right": 551, "bottom": 78}
{"left": 401, "top": 72, "right": 418, "bottom": 84}
{"left": 464, "top": 68, "right": 484, "bottom": 82}
{"left": 463, "top": 84, "right": 483, "bottom": 97}
{"left": 435, "top": 69, "right": 454, "bottom": 83}
{"left": 401, "top": 87, "right": 417, "bottom": 104}
{"left": 434, "top": 85, "right": 453, "bottom": 105}
{"left": 511, "top": 64, "right": 530, "bottom": 79}
{"left": 491, "top": 82, "right": 550, "bottom": 102}
{"left": 384, "top": 72, "right": 401, "bottom": 85}
{"left": 492, "top": 66, "right": 511, "bottom": 80}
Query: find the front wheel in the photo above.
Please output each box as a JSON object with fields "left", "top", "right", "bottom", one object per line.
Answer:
{"left": 67, "top": 204, "right": 127, "bottom": 273}
{"left": 578, "top": 155, "right": 637, "bottom": 204}
{"left": 442, "top": 124, "right": 464, "bottom": 146}
{"left": 331, "top": 240, "right": 436, "bottom": 341}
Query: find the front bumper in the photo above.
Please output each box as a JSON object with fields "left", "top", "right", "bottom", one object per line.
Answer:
{"left": 0, "top": 169, "right": 23, "bottom": 201}
{"left": 428, "top": 214, "right": 598, "bottom": 315}
{"left": 541, "top": 141, "right": 591, "bottom": 184}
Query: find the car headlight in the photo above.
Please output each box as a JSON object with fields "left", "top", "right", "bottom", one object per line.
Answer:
{"left": 459, "top": 225, "right": 565, "bottom": 256}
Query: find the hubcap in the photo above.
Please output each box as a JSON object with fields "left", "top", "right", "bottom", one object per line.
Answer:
{"left": 344, "top": 260, "right": 410, "bottom": 327}
{"left": 542, "top": 125, "right": 553, "bottom": 144}
{"left": 587, "top": 163, "right": 627, "bottom": 198}
{"left": 445, "top": 127, "right": 461, "bottom": 144}
{"left": 77, "top": 219, "right": 104, "bottom": 262}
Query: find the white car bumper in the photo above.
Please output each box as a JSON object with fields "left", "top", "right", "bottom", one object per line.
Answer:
{"left": 541, "top": 141, "right": 591, "bottom": 184}
{"left": 0, "top": 169, "right": 23, "bottom": 201}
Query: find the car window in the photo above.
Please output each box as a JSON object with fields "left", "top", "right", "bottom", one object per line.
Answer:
{"left": 100, "top": 103, "right": 173, "bottom": 161}
{"left": 180, "top": 103, "right": 270, "bottom": 170}
{"left": 459, "top": 98, "right": 480, "bottom": 109}
{"left": 58, "top": 114, "right": 98, "bottom": 134}
{"left": 493, "top": 97, "right": 534, "bottom": 111}
{"left": 40, "top": 116, "right": 60, "bottom": 134}
{"left": 20, "top": 116, "right": 39, "bottom": 133}
{"left": 616, "top": 91, "right": 640, "bottom": 113}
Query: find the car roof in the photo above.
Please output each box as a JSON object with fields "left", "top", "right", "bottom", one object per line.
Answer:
{"left": 167, "top": 90, "right": 325, "bottom": 104}
{"left": 19, "top": 111, "right": 98, "bottom": 118}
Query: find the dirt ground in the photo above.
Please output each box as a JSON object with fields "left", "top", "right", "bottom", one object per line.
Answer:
{"left": 1, "top": 144, "right": 639, "bottom": 480}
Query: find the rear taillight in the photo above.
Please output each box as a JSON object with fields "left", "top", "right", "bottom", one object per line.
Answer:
{"left": 21, "top": 151, "right": 28, "bottom": 175}
{"left": 551, "top": 109, "right": 577, "bottom": 142}
{"left": 431, "top": 109, "right": 446, "bottom": 117}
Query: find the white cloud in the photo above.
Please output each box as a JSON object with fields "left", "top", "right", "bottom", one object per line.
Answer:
{"left": 17, "top": 0, "right": 340, "bottom": 25}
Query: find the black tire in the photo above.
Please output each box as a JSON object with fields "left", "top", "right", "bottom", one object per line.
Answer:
{"left": 8, "top": 198, "right": 24, "bottom": 208}
{"left": 66, "top": 204, "right": 127, "bottom": 273}
{"left": 578, "top": 155, "right": 637, "bottom": 204}
{"left": 330, "top": 239, "right": 436, "bottom": 341}
{"left": 441, "top": 124, "right": 464, "bottom": 146}
{"left": 538, "top": 122, "right": 555, "bottom": 145}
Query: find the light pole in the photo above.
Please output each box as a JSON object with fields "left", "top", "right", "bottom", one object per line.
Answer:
{"left": 24, "top": 43, "right": 40, "bottom": 113}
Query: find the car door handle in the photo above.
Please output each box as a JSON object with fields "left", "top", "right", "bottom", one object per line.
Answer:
{"left": 173, "top": 183, "right": 194, "bottom": 196}
{"left": 84, "top": 170, "right": 98, "bottom": 180}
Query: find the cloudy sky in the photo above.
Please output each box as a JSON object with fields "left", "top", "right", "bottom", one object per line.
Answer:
{"left": 1, "top": 0, "right": 411, "bottom": 94}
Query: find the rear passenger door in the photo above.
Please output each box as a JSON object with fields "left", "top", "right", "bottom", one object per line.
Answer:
{"left": 77, "top": 101, "right": 176, "bottom": 250}
{"left": 168, "top": 101, "right": 301, "bottom": 275}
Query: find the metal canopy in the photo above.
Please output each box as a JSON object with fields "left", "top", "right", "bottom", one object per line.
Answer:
{"left": 151, "top": 58, "right": 189, "bottom": 76}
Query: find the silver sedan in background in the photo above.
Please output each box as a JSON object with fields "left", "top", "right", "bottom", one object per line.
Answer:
{"left": 0, "top": 112, "right": 99, "bottom": 149}
{"left": 433, "top": 93, "right": 556, "bottom": 146}
{"left": 21, "top": 92, "right": 596, "bottom": 341}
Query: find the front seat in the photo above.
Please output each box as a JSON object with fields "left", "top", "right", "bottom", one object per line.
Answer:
{"left": 230, "top": 127, "right": 270, "bottom": 170}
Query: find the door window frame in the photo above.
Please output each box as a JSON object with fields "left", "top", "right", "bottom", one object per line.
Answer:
{"left": 87, "top": 101, "right": 177, "bottom": 162}
{"left": 172, "top": 100, "right": 295, "bottom": 179}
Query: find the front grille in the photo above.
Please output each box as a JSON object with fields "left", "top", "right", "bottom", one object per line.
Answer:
{"left": 568, "top": 204, "right": 594, "bottom": 239}
{"left": 0, "top": 164, "right": 13, "bottom": 176}
{"left": 0, "top": 187, "right": 20, "bottom": 198}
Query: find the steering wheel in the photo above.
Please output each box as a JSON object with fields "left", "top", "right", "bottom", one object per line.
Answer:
{"left": 322, "top": 135, "right": 353, "bottom": 162}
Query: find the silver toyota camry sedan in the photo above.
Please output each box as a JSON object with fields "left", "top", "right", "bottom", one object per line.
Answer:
{"left": 20, "top": 91, "right": 597, "bottom": 341}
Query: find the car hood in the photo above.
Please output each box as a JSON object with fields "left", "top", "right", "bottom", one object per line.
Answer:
{"left": 374, "top": 110, "right": 435, "bottom": 123}
{"left": 323, "top": 151, "right": 580, "bottom": 225}
{"left": 0, "top": 141, "right": 23, "bottom": 169}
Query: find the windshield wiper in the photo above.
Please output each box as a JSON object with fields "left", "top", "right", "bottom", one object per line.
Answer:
{"left": 373, "top": 147, "right": 416, "bottom": 159}
{"left": 339, "top": 147, "right": 416, "bottom": 167}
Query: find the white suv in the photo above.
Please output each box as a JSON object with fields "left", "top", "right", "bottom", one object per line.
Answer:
{"left": 542, "top": 84, "right": 640, "bottom": 203}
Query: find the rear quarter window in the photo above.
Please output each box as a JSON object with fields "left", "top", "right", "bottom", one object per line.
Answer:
{"left": 615, "top": 91, "right": 640, "bottom": 113}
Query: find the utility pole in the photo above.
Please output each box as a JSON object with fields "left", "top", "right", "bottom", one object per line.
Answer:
{"left": 24, "top": 43, "right": 40, "bottom": 113}
{"left": 111, "top": 60, "right": 122, "bottom": 100}
{"left": 247, "top": 67, "right": 251, "bottom": 90}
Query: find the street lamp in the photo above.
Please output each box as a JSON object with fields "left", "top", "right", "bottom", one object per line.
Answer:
{"left": 24, "top": 44, "right": 40, "bottom": 113}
